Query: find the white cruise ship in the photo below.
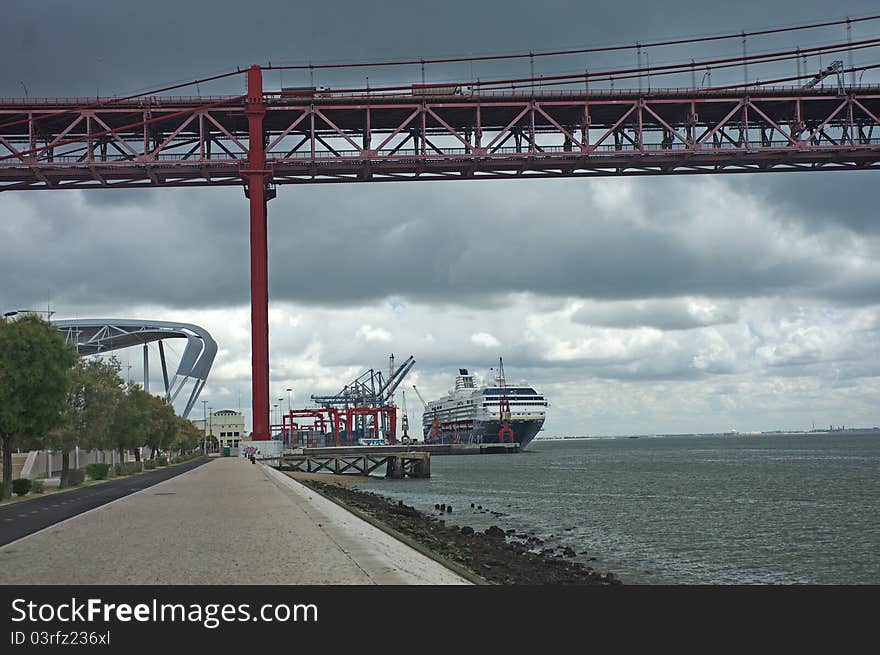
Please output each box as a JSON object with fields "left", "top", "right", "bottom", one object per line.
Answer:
{"left": 421, "top": 367, "right": 547, "bottom": 449}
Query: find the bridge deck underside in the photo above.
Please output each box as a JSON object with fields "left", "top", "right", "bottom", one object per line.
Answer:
{"left": 1, "top": 88, "right": 879, "bottom": 189}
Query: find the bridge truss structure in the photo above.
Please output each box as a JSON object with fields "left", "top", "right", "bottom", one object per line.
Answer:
{"left": 1, "top": 85, "right": 879, "bottom": 191}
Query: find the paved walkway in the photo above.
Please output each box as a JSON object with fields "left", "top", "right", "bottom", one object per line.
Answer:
{"left": 0, "top": 457, "right": 209, "bottom": 546}
{"left": 0, "top": 457, "right": 469, "bottom": 585}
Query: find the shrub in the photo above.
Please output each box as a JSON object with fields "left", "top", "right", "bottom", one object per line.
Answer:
{"left": 85, "top": 463, "right": 110, "bottom": 480}
{"left": 114, "top": 462, "right": 141, "bottom": 476}
{"left": 67, "top": 469, "right": 85, "bottom": 486}
{"left": 157, "top": 456, "right": 168, "bottom": 466}
{"left": 143, "top": 460, "right": 157, "bottom": 470}
{"left": 31, "top": 480, "right": 45, "bottom": 493}
{"left": 0, "top": 481, "right": 4, "bottom": 498}
{"left": 12, "top": 478, "right": 32, "bottom": 496}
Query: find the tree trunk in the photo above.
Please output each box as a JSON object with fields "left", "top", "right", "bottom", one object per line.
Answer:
{"left": 134, "top": 448, "right": 141, "bottom": 462}
{"left": 118, "top": 447, "right": 125, "bottom": 467}
{"left": 60, "top": 450, "right": 70, "bottom": 488}
{"left": 1, "top": 435, "right": 12, "bottom": 499}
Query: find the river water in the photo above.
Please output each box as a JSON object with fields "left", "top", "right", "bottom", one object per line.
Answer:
{"left": 358, "top": 433, "right": 880, "bottom": 584}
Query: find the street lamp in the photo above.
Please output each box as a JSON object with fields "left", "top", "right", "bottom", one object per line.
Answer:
{"left": 278, "top": 397, "right": 284, "bottom": 436}
{"left": 208, "top": 407, "right": 213, "bottom": 452}
{"left": 286, "top": 388, "right": 293, "bottom": 442}
{"left": 701, "top": 68, "right": 712, "bottom": 88}
{"left": 201, "top": 400, "right": 208, "bottom": 453}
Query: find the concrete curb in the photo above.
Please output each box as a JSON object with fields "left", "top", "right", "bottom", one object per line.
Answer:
{"left": 266, "top": 466, "right": 489, "bottom": 586}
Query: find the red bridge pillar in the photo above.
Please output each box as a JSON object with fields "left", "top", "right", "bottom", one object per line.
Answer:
{"left": 244, "top": 65, "right": 273, "bottom": 440}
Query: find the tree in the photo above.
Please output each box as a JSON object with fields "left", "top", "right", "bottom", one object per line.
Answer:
{"left": 80, "top": 358, "right": 126, "bottom": 460}
{"left": 0, "top": 314, "right": 78, "bottom": 498}
{"left": 173, "top": 416, "right": 203, "bottom": 454}
{"left": 109, "top": 383, "right": 156, "bottom": 463}
{"left": 144, "top": 394, "right": 177, "bottom": 459}
{"left": 48, "top": 357, "right": 125, "bottom": 487}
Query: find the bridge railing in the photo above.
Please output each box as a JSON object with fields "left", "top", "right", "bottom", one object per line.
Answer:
{"left": 5, "top": 84, "right": 880, "bottom": 110}
{"left": 16, "top": 137, "right": 880, "bottom": 166}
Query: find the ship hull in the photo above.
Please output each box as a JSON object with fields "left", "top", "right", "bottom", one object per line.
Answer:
{"left": 424, "top": 418, "right": 543, "bottom": 450}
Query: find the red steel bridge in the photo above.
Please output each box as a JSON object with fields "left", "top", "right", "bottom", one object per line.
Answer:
{"left": 2, "top": 19, "right": 880, "bottom": 440}
{"left": 2, "top": 78, "right": 880, "bottom": 190}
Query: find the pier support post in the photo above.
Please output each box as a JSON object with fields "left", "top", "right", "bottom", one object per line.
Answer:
{"left": 386, "top": 456, "right": 405, "bottom": 478}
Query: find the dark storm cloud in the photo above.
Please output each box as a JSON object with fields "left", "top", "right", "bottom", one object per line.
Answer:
{"left": 4, "top": 0, "right": 877, "bottom": 98}
{"left": 571, "top": 298, "right": 739, "bottom": 330}
{"left": 262, "top": 177, "right": 877, "bottom": 307}
{"left": 736, "top": 171, "right": 880, "bottom": 235}
{"left": 80, "top": 189, "right": 157, "bottom": 209}
{"left": 0, "top": 188, "right": 249, "bottom": 311}
{"left": 1, "top": 172, "right": 877, "bottom": 311}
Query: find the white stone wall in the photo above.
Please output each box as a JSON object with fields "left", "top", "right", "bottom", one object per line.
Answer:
{"left": 15, "top": 448, "right": 147, "bottom": 479}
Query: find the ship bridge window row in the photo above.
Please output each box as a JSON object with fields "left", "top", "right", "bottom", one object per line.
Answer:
{"left": 482, "top": 388, "right": 538, "bottom": 396}
{"left": 431, "top": 407, "right": 479, "bottom": 416}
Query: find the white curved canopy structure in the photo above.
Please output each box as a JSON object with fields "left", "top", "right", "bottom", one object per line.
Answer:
{"left": 53, "top": 319, "right": 217, "bottom": 418}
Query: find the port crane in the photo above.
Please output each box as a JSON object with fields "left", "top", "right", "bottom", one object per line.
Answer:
{"left": 302, "top": 354, "right": 415, "bottom": 444}
{"left": 497, "top": 357, "right": 514, "bottom": 443}
{"left": 400, "top": 390, "right": 411, "bottom": 444}
{"left": 311, "top": 354, "right": 415, "bottom": 408}
{"left": 412, "top": 384, "right": 441, "bottom": 443}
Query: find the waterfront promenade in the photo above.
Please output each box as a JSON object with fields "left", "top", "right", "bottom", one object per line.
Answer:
{"left": 0, "top": 457, "right": 469, "bottom": 585}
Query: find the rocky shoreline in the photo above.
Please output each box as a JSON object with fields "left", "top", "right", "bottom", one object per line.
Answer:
{"left": 295, "top": 476, "right": 622, "bottom": 585}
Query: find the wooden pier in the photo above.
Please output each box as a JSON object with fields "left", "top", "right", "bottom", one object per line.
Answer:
{"left": 275, "top": 442, "right": 519, "bottom": 479}
{"left": 278, "top": 451, "right": 431, "bottom": 478}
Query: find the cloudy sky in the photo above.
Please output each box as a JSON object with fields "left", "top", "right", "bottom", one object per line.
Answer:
{"left": 3, "top": 0, "right": 879, "bottom": 436}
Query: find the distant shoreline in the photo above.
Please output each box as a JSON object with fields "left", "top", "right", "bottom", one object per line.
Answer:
{"left": 536, "top": 428, "right": 880, "bottom": 441}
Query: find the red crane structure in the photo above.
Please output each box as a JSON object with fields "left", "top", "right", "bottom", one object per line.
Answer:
{"left": 2, "top": 19, "right": 879, "bottom": 439}
{"left": 496, "top": 358, "right": 514, "bottom": 444}
{"left": 281, "top": 407, "right": 342, "bottom": 447}
{"left": 412, "top": 385, "right": 441, "bottom": 444}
